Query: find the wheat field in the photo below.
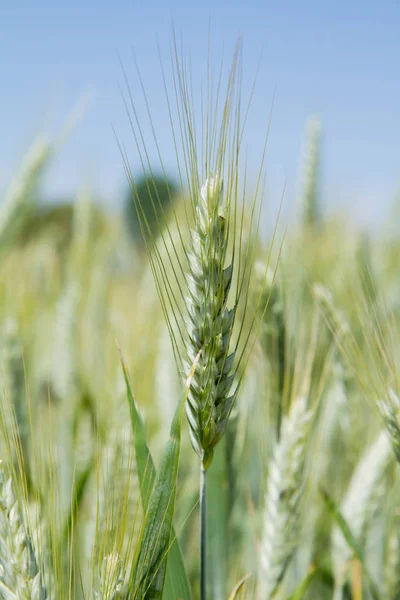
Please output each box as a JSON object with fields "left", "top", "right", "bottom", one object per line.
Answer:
{"left": 0, "top": 42, "right": 399, "bottom": 600}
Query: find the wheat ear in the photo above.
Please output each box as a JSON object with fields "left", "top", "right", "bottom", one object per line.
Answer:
{"left": 0, "top": 137, "right": 50, "bottom": 248}
{"left": 258, "top": 396, "right": 312, "bottom": 599}
{"left": 298, "top": 116, "right": 321, "bottom": 228}
{"left": 184, "top": 174, "right": 238, "bottom": 600}
{"left": 185, "top": 175, "right": 236, "bottom": 472}
{"left": 0, "top": 462, "right": 47, "bottom": 600}
{"left": 94, "top": 552, "right": 124, "bottom": 600}
{"left": 331, "top": 429, "right": 392, "bottom": 598}
{"left": 377, "top": 389, "right": 400, "bottom": 464}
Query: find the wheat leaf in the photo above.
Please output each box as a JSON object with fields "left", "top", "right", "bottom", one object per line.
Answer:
{"left": 121, "top": 353, "right": 192, "bottom": 600}
{"left": 228, "top": 574, "right": 251, "bottom": 599}
{"left": 321, "top": 487, "right": 381, "bottom": 600}
{"left": 287, "top": 567, "right": 318, "bottom": 600}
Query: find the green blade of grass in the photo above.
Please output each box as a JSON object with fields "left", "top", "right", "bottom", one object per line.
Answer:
{"left": 228, "top": 574, "right": 251, "bottom": 599}
{"left": 121, "top": 352, "right": 193, "bottom": 600}
{"left": 121, "top": 355, "right": 154, "bottom": 506}
{"left": 320, "top": 487, "right": 381, "bottom": 600}
{"left": 287, "top": 566, "right": 317, "bottom": 600}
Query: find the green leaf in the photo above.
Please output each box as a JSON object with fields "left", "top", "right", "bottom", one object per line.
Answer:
{"left": 121, "top": 353, "right": 192, "bottom": 600}
{"left": 320, "top": 487, "right": 381, "bottom": 600}
{"left": 228, "top": 574, "right": 251, "bottom": 599}
{"left": 287, "top": 567, "right": 317, "bottom": 600}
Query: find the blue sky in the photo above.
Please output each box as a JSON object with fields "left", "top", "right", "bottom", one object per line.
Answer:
{"left": 1, "top": 0, "right": 399, "bottom": 226}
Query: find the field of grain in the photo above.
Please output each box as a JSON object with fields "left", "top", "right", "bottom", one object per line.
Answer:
{"left": 0, "top": 44, "right": 399, "bottom": 600}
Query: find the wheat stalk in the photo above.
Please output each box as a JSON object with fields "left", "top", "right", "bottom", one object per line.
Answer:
{"left": 184, "top": 173, "right": 240, "bottom": 600}
{"left": 120, "top": 39, "right": 269, "bottom": 600}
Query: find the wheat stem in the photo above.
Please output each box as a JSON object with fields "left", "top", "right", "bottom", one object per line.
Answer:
{"left": 200, "top": 466, "right": 207, "bottom": 600}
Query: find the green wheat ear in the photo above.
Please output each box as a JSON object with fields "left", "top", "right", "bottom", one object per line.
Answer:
{"left": 119, "top": 43, "right": 271, "bottom": 470}
{"left": 184, "top": 175, "right": 237, "bottom": 470}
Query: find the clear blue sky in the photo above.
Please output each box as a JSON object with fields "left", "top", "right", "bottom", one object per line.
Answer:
{"left": 1, "top": 0, "right": 399, "bottom": 226}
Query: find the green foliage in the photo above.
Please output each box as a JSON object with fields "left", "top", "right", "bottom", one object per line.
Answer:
{"left": 121, "top": 358, "right": 192, "bottom": 600}
{"left": 124, "top": 174, "right": 177, "bottom": 245}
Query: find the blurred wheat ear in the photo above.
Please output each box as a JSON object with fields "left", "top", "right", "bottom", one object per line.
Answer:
{"left": 0, "top": 461, "right": 48, "bottom": 600}
{"left": 298, "top": 116, "right": 321, "bottom": 229}
{"left": 258, "top": 396, "right": 313, "bottom": 599}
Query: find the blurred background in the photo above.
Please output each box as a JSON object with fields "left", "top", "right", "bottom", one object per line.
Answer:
{"left": 2, "top": 0, "right": 399, "bottom": 227}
